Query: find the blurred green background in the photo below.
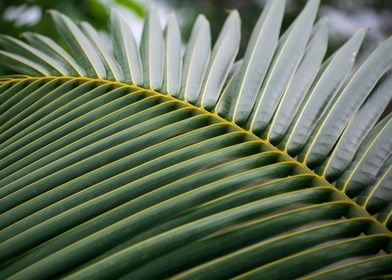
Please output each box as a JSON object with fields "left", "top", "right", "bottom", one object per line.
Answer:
{"left": 0, "top": 0, "right": 391, "bottom": 66}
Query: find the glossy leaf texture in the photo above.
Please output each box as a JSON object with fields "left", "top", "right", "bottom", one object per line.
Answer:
{"left": 0, "top": 1, "right": 391, "bottom": 279}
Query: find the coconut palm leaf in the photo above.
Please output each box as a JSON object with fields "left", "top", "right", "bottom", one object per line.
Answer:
{"left": 0, "top": 0, "right": 391, "bottom": 279}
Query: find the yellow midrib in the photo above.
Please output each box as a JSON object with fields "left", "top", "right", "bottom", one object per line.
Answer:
{"left": 0, "top": 75, "right": 390, "bottom": 234}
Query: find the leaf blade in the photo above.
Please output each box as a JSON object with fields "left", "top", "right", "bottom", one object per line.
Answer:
{"left": 282, "top": 29, "right": 366, "bottom": 155}
{"left": 300, "top": 35, "right": 392, "bottom": 167}
{"left": 49, "top": 10, "right": 106, "bottom": 79}
{"left": 163, "top": 13, "right": 182, "bottom": 96}
{"left": 80, "top": 22, "right": 124, "bottom": 82}
{"left": 248, "top": 0, "right": 320, "bottom": 133}
{"left": 225, "top": 0, "right": 286, "bottom": 124}
{"left": 320, "top": 73, "right": 392, "bottom": 180}
{"left": 199, "top": 10, "right": 241, "bottom": 110}
{"left": 267, "top": 18, "right": 329, "bottom": 143}
{"left": 111, "top": 9, "right": 143, "bottom": 85}
{"left": 180, "top": 15, "right": 211, "bottom": 104}
{"left": 140, "top": 4, "right": 164, "bottom": 90}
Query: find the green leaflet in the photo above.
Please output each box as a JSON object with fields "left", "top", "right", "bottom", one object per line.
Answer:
{"left": 235, "top": 234, "right": 390, "bottom": 279}
{"left": 300, "top": 36, "right": 392, "bottom": 167}
{"left": 319, "top": 73, "right": 392, "bottom": 181}
{"left": 179, "top": 219, "right": 374, "bottom": 279}
{"left": 248, "top": 0, "right": 319, "bottom": 133}
{"left": 0, "top": 79, "right": 61, "bottom": 133}
{"left": 118, "top": 203, "right": 349, "bottom": 279}
{"left": 337, "top": 114, "right": 392, "bottom": 196}
{"left": 111, "top": 9, "right": 143, "bottom": 85}
{"left": 163, "top": 13, "right": 182, "bottom": 96}
{"left": 223, "top": 0, "right": 285, "bottom": 124}
{"left": 23, "top": 32, "right": 86, "bottom": 76}
{"left": 199, "top": 10, "right": 241, "bottom": 110}
{"left": 281, "top": 29, "right": 366, "bottom": 156}
{"left": 0, "top": 35, "right": 69, "bottom": 75}
{"left": 49, "top": 11, "right": 106, "bottom": 78}
{"left": 378, "top": 203, "right": 392, "bottom": 230}
{"left": 179, "top": 15, "right": 211, "bottom": 103}
{"left": 0, "top": 0, "right": 391, "bottom": 278}
{"left": 304, "top": 254, "right": 392, "bottom": 280}
{"left": 0, "top": 50, "right": 51, "bottom": 76}
{"left": 140, "top": 4, "right": 164, "bottom": 90}
{"left": 267, "top": 18, "right": 328, "bottom": 143}
{"left": 358, "top": 158, "right": 392, "bottom": 215}
{"left": 80, "top": 22, "right": 124, "bottom": 81}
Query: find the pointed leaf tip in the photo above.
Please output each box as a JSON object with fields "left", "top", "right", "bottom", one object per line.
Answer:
{"left": 164, "top": 12, "right": 182, "bottom": 96}
{"left": 50, "top": 11, "right": 106, "bottom": 78}
{"left": 140, "top": 2, "right": 164, "bottom": 90}
{"left": 111, "top": 9, "right": 143, "bottom": 85}
{"left": 180, "top": 14, "right": 211, "bottom": 103}
{"left": 227, "top": 0, "right": 286, "bottom": 125}
{"left": 199, "top": 9, "right": 241, "bottom": 109}
{"left": 248, "top": 0, "right": 319, "bottom": 133}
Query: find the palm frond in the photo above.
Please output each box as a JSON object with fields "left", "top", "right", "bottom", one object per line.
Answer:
{"left": 0, "top": 0, "right": 391, "bottom": 278}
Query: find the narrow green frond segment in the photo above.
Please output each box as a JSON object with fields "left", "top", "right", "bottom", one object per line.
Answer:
{"left": 337, "top": 114, "right": 392, "bottom": 196}
{"left": 281, "top": 29, "right": 366, "bottom": 155}
{"left": 80, "top": 21, "right": 124, "bottom": 81}
{"left": 163, "top": 13, "right": 182, "bottom": 96}
{"left": 215, "top": 59, "right": 243, "bottom": 116}
{"left": 219, "top": 0, "right": 285, "bottom": 124}
{"left": 49, "top": 11, "right": 106, "bottom": 78}
{"left": 357, "top": 158, "right": 392, "bottom": 215}
{"left": 267, "top": 18, "right": 328, "bottom": 143}
{"left": 304, "top": 254, "right": 392, "bottom": 280}
{"left": 179, "top": 15, "right": 211, "bottom": 103}
{"left": 0, "top": 35, "right": 69, "bottom": 75}
{"left": 199, "top": 10, "right": 241, "bottom": 110}
{"left": 300, "top": 34, "right": 392, "bottom": 167}
{"left": 319, "top": 73, "right": 392, "bottom": 181}
{"left": 248, "top": 0, "right": 319, "bottom": 133}
{"left": 117, "top": 202, "right": 349, "bottom": 279}
{"left": 23, "top": 32, "right": 86, "bottom": 76}
{"left": 0, "top": 50, "right": 50, "bottom": 76}
{"left": 140, "top": 4, "right": 164, "bottom": 90}
{"left": 111, "top": 9, "right": 143, "bottom": 85}
{"left": 235, "top": 234, "right": 390, "bottom": 279}
{"left": 378, "top": 203, "right": 392, "bottom": 230}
